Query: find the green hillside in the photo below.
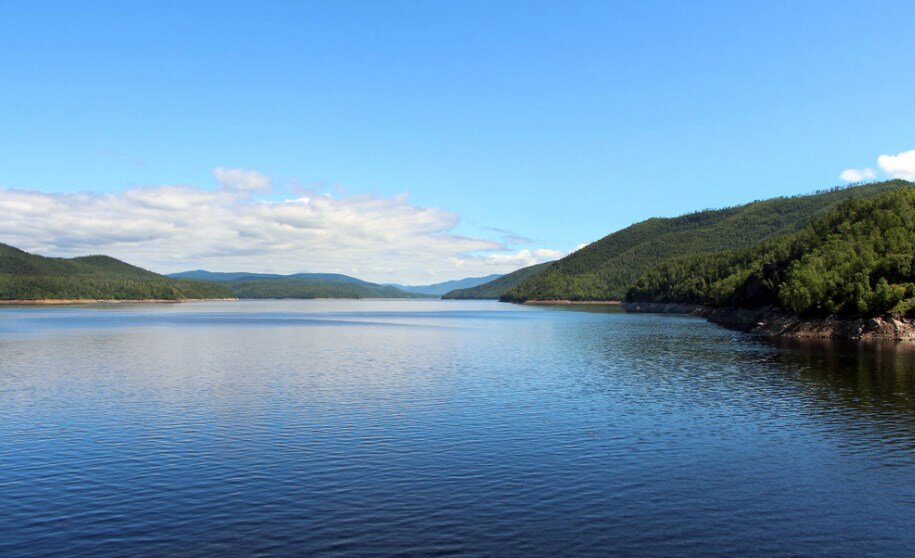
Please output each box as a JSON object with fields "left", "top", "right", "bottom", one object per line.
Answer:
{"left": 442, "top": 262, "right": 553, "bottom": 299}
{"left": 0, "top": 243, "right": 233, "bottom": 300}
{"left": 503, "top": 180, "right": 913, "bottom": 302}
{"left": 627, "top": 187, "right": 915, "bottom": 318}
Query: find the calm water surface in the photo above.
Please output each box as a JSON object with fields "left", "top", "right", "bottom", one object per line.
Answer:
{"left": 1, "top": 300, "right": 913, "bottom": 556}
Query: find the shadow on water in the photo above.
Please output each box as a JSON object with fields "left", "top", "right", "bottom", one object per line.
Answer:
{"left": 760, "top": 337, "right": 915, "bottom": 438}
{"left": 552, "top": 302, "right": 915, "bottom": 414}
{"left": 585, "top": 314, "right": 915, "bottom": 461}
{"left": 554, "top": 304, "right": 915, "bottom": 452}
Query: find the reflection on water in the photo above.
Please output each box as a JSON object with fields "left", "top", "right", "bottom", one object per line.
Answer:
{"left": 0, "top": 300, "right": 913, "bottom": 557}
{"left": 773, "top": 337, "right": 915, "bottom": 408}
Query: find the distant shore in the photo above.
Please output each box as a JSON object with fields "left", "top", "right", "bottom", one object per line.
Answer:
{"left": 521, "top": 300, "right": 621, "bottom": 305}
{"left": 0, "top": 298, "right": 238, "bottom": 305}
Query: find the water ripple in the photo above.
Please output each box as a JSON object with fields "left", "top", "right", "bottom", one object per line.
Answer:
{"left": 0, "top": 300, "right": 913, "bottom": 557}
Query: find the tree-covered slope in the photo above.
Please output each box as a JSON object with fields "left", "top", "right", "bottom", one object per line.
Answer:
{"left": 503, "top": 180, "right": 913, "bottom": 302}
{"left": 442, "top": 262, "right": 553, "bottom": 299}
{"left": 0, "top": 243, "right": 233, "bottom": 300}
{"left": 627, "top": 187, "right": 915, "bottom": 318}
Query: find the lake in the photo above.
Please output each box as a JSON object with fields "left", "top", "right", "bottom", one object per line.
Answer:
{"left": 1, "top": 300, "right": 913, "bottom": 556}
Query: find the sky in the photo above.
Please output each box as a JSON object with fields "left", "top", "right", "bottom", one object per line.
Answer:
{"left": 1, "top": 0, "right": 914, "bottom": 284}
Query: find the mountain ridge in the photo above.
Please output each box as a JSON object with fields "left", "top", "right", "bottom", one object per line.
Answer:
{"left": 502, "top": 180, "right": 914, "bottom": 302}
{"left": 626, "top": 186, "right": 915, "bottom": 318}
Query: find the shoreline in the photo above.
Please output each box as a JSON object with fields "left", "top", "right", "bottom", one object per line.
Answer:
{"left": 0, "top": 298, "right": 238, "bottom": 306}
{"left": 521, "top": 300, "right": 621, "bottom": 305}
{"left": 621, "top": 301, "right": 915, "bottom": 342}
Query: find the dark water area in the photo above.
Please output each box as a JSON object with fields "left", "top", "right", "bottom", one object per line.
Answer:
{"left": 1, "top": 300, "right": 913, "bottom": 556}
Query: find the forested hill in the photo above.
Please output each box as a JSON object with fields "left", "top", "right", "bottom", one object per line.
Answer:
{"left": 169, "top": 269, "right": 428, "bottom": 299}
{"left": 442, "top": 262, "right": 553, "bottom": 299}
{"left": 627, "top": 187, "right": 915, "bottom": 318}
{"left": 503, "top": 180, "right": 913, "bottom": 302}
{"left": 0, "top": 243, "right": 233, "bottom": 300}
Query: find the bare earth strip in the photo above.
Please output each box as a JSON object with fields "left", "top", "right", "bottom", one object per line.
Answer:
{"left": 0, "top": 298, "right": 238, "bottom": 305}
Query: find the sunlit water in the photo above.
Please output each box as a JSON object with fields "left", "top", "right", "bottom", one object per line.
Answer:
{"left": 1, "top": 300, "right": 913, "bottom": 557}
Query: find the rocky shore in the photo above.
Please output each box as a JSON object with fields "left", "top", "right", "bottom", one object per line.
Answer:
{"left": 521, "top": 300, "right": 621, "bottom": 305}
{"left": 621, "top": 301, "right": 915, "bottom": 342}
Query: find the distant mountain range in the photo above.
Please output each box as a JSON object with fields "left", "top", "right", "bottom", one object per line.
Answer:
{"left": 441, "top": 263, "right": 552, "bottom": 299}
{"left": 0, "top": 247, "right": 510, "bottom": 302}
{"left": 169, "top": 270, "right": 374, "bottom": 285}
{"left": 0, "top": 248, "right": 515, "bottom": 302}
{"left": 167, "top": 270, "right": 428, "bottom": 299}
{"left": 388, "top": 274, "right": 503, "bottom": 296}
{"left": 168, "top": 270, "right": 508, "bottom": 299}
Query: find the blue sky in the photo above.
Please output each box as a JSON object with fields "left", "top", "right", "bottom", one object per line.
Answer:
{"left": 1, "top": 1, "right": 914, "bottom": 282}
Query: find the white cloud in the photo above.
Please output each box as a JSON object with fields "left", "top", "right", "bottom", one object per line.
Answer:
{"left": 213, "top": 167, "right": 270, "bottom": 192}
{"left": 449, "top": 248, "right": 564, "bottom": 269}
{"left": 841, "top": 149, "right": 915, "bottom": 183}
{"left": 877, "top": 149, "right": 915, "bottom": 181}
{"left": 839, "top": 168, "right": 875, "bottom": 182}
{"left": 0, "top": 171, "right": 563, "bottom": 284}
